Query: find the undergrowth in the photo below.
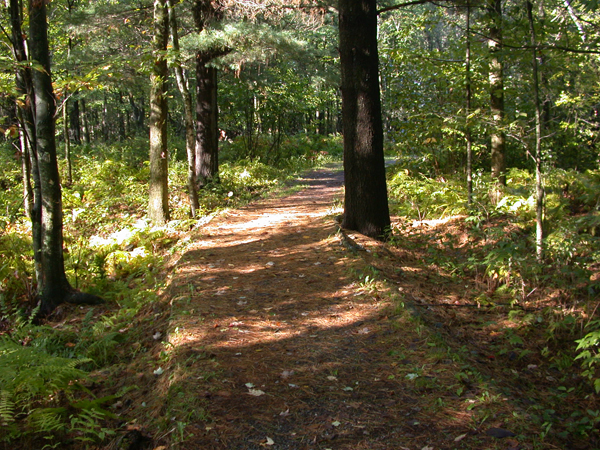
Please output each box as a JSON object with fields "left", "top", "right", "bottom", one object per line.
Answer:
{"left": 0, "top": 134, "right": 340, "bottom": 447}
{"left": 386, "top": 155, "right": 600, "bottom": 445}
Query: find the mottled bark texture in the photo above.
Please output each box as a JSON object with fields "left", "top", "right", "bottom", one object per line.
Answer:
{"left": 148, "top": 0, "right": 170, "bottom": 225}
{"left": 339, "top": 0, "right": 391, "bottom": 240}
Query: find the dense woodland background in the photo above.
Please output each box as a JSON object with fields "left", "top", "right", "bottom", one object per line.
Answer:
{"left": 1, "top": 0, "right": 600, "bottom": 448}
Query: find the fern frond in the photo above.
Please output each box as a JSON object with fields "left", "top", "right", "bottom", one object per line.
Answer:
{"left": 0, "top": 390, "right": 16, "bottom": 424}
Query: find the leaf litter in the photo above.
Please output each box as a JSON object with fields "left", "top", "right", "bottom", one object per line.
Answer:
{"left": 84, "top": 164, "right": 598, "bottom": 450}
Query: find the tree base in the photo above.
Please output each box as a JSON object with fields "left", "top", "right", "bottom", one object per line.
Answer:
{"left": 38, "top": 288, "right": 105, "bottom": 318}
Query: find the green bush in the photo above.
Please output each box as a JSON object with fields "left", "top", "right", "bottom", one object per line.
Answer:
{"left": 387, "top": 166, "right": 466, "bottom": 220}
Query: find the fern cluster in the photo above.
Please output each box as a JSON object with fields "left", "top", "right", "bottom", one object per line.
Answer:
{"left": 0, "top": 336, "right": 115, "bottom": 444}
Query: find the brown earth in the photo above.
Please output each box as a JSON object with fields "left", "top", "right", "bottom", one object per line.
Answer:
{"left": 117, "top": 164, "right": 595, "bottom": 450}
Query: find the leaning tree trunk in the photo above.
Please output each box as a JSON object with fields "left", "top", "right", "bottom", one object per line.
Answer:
{"left": 29, "top": 0, "right": 103, "bottom": 315}
{"left": 488, "top": 0, "right": 506, "bottom": 203}
{"left": 10, "top": 0, "right": 39, "bottom": 283}
{"left": 339, "top": 0, "right": 391, "bottom": 240}
{"left": 148, "top": 0, "right": 170, "bottom": 226}
{"left": 168, "top": 0, "right": 200, "bottom": 217}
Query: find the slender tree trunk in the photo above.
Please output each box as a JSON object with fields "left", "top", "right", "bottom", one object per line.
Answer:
{"left": 102, "top": 93, "right": 108, "bottom": 141}
{"left": 210, "top": 68, "right": 219, "bottom": 176}
{"left": 466, "top": 1, "right": 473, "bottom": 206}
{"left": 70, "top": 99, "right": 81, "bottom": 144}
{"left": 63, "top": 94, "right": 73, "bottom": 186}
{"left": 168, "top": 0, "right": 200, "bottom": 217}
{"left": 148, "top": 0, "right": 170, "bottom": 225}
{"left": 488, "top": 0, "right": 506, "bottom": 203}
{"left": 10, "top": 0, "right": 34, "bottom": 222}
{"left": 129, "top": 92, "right": 142, "bottom": 132}
{"left": 339, "top": 0, "right": 391, "bottom": 240}
{"left": 527, "top": 0, "right": 545, "bottom": 263}
{"left": 17, "top": 109, "right": 33, "bottom": 217}
{"left": 81, "top": 97, "right": 91, "bottom": 144}
{"left": 117, "top": 92, "right": 126, "bottom": 141}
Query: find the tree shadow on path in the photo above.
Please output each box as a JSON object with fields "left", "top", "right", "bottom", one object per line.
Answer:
{"left": 150, "top": 165, "right": 522, "bottom": 450}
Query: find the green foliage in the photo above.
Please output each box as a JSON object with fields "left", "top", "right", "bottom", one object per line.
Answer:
{"left": 0, "top": 132, "right": 341, "bottom": 446}
{"left": 0, "top": 336, "right": 116, "bottom": 444}
{"left": 576, "top": 320, "right": 600, "bottom": 393}
{"left": 388, "top": 153, "right": 600, "bottom": 395}
{"left": 0, "top": 232, "right": 34, "bottom": 318}
{"left": 387, "top": 163, "right": 466, "bottom": 220}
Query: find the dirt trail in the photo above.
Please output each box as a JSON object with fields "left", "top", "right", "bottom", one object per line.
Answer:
{"left": 153, "top": 165, "right": 501, "bottom": 449}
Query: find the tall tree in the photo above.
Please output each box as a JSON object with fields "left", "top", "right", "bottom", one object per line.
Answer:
{"left": 10, "top": 0, "right": 40, "bottom": 285}
{"left": 15, "top": 0, "right": 103, "bottom": 315}
{"left": 488, "top": 0, "right": 506, "bottom": 202}
{"left": 148, "top": 0, "right": 170, "bottom": 225}
{"left": 465, "top": 0, "right": 473, "bottom": 206}
{"left": 339, "top": 0, "right": 391, "bottom": 240}
{"left": 192, "top": 0, "right": 224, "bottom": 187}
{"left": 527, "top": 0, "right": 544, "bottom": 262}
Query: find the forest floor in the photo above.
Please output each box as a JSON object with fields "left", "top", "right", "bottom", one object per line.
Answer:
{"left": 101, "top": 163, "right": 595, "bottom": 450}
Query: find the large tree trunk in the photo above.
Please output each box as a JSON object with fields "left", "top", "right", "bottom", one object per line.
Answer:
{"left": 148, "top": 0, "right": 170, "bottom": 226}
{"left": 488, "top": 0, "right": 506, "bottom": 203}
{"left": 339, "top": 0, "right": 391, "bottom": 240}
{"left": 30, "top": 0, "right": 70, "bottom": 313}
{"left": 29, "top": 0, "right": 102, "bottom": 315}
{"left": 192, "top": 0, "right": 226, "bottom": 187}
{"left": 168, "top": 0, "right": 200, "bottom": 217}
{"left": 195, "top": 60, "right": 219, "bottom": 186}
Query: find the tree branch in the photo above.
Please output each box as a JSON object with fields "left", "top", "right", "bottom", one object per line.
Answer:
{"left": 378, "top": 0, "right": 432, "bottom": 14}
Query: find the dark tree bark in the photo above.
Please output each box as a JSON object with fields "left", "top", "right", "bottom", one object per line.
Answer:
{"left": 148, "top": 0, "right": 170, "bottom": 225}
{"left": 168, "top": 0, "right": 200, "bottom": 217}
{"left": 80, "top": 97, "right": 91, "bottom": 144}
{"left": 10, "top": 0, "right": 39, "bottom": 283}
{"left": 117, "top": 92, "right": 126, "bottom": 141}
{"left": 70, "top": 99, "right": 81, "bottom": 145}
{"left": 339, "top": 0, "right": 391, "bottom": 240}
{"left": 192, "top": 0, "right": 227, "bottom": 187}
{"left": 102, "top": 93, "right": 109, "bottom": 141}
{"left": 27, "top": 0, "right": 102, "bottom": 315}
{"left": 488, "top": 0, "right": 506, "bottom": 202}
{"left": 17, "top": 108, "right": 33, "bottom": 218}
{"left": 195, "top": 61, "right": 219, "bottom": 186}
{"left": 129, "top": 93, "right": 145, "bottom": 132}
{"left": 63, "top": 95, "right": 73, "bottom": 186}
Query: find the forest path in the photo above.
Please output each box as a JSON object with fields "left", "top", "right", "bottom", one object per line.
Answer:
{"left": 154, "top": 165, "right": 487, "bottom": 449}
